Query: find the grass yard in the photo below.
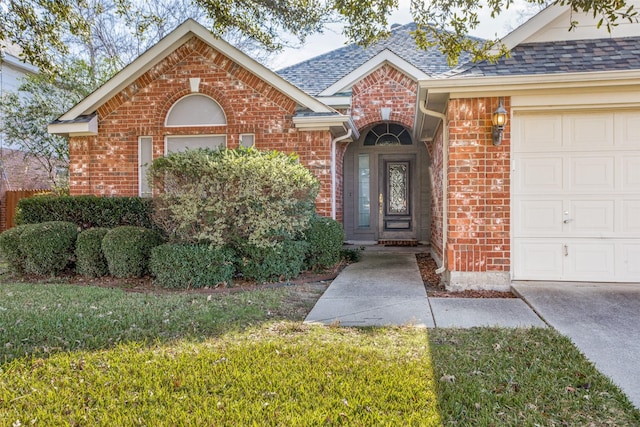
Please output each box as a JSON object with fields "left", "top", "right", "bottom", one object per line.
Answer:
{"left": 1, "top": 282, "right": 639, "bottom": 426}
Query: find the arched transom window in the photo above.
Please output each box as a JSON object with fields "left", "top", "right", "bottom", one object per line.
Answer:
{"left": 163, "top": 94, "right": 227, "bottom": 154}
{"left": 364, "top": 123, "right": 412, "bottom": 146}
{"left": 165, "top": 94, "right": 226, "bottom": 127}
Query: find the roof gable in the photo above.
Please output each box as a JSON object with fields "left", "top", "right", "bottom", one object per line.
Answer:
{"left": 318, "top": 49, "right": 428, "bottom": 96}
{"left": 277, "top": 23, "right": 472, "bottom": 96}
{"left": 500, "top": 0, "right": 640, "bottom": 50}
{"left": 57, "top": 19, "right": 333, "bottom": 123}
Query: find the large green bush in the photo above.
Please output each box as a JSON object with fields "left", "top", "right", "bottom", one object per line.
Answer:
{"left": 16, "top": 195, "right": 154, "bottom": 229}
{"left": 150, "top": 244, "right": 235, "bottom": 289}
{"left": 102, "top": 226, "right": 164, "bottom": 278}
{"left": 236, "top": 240, "right": 308, "bottom": 283}
{"left": 149, "top": 148, "right": 319, "bottom": 248}
{"left": 303, "top": 215, "right": 345, "bottom": 271}
{"left": 18, "top": 221, "right": 78, "bottom": 275}
{"left": 0, "top": 225, "right": 31, "bottom": 272}
{"left": 76, "top": 228, "right": 110, "bottom": 277}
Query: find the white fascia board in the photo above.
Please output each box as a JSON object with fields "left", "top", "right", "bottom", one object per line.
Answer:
{"left": 318, "top": 49, "right": 429, "bottom": 97}
{"left": 48, "top": 115, "right": 98, "bottom": 136}
{"left": 316, "top": 96, "right": 352, "bottom": 108}
{"left": 495, "top": 4, "right": 569, "bottom": 52}
{"left": 292, "top": 114, "right": 350, "bottom": 129}
{"left": 292, "top": 114, "right": 359, "bottom": 137}
{"left": 60, "top": 19, "right": 333, "bottom": 121}
{"left": 420, "top": 69, "right": 640, "bottom": 95}
{"left": 1, "top": 54, "right": 39, "bottom": 74}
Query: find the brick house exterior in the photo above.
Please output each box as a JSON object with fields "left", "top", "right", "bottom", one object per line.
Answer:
{"left": 51, "top": 5, "right": 640, "bottom": 289}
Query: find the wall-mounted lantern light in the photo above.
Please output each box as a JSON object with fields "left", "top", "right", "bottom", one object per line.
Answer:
{"left": 491, "top": 98, "right": 508, "bottom": 146}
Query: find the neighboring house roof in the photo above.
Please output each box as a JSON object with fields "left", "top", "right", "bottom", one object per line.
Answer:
{"left": 49, "top": 19, "right": 351, "bottom": 137}
{"left": 0, "top": 148, "right": 56, "bottom": 198}
{"left": 277, "top": 23, "right": 474, "bottom": 96}
{"left": 451, "top": 36, "right": 640, "bottom": 77}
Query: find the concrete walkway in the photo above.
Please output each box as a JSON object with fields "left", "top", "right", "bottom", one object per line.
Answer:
{"left": 304, "top": 248, "right": 545, "bottom": 328}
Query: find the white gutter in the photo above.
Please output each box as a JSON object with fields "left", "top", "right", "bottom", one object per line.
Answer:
{"left": 419, "top": 101, "right": 448, "bottom": 275}
{"left": 330, "top": 129, "right": 352, "bottom": 219}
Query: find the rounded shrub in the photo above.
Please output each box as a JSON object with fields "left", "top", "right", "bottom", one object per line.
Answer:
{"left": 303, "top": 215, "right": 345, "bottom": 271}
{"left": 76, "top": 228, "right": 110, "bottom": 277}
{"left": 18, "top": 221, "right": 78, "bottom": 275}
{"left": 0, "top": 224, "right": 31, "bottom": 272}
{"left": 236, "top": 239, "right": 308, "bottom": 283}
{"left": 150, "top": 243, "right": 235, "bottom": 289}
{"left": 102, "top": 226, "right": 164, "bottom": 278}
{"left": 149, "top": 147, "right": 319, "bottom": 247}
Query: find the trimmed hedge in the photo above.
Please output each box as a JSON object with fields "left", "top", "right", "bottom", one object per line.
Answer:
{"left": 16, "top": 195, "right": 154, "bottom": 229}
{"left": 150, "top": 244, "right": 235, "bottom": 289}
{"left": 76, "top": 228, "right": 110, "bottom": 277}
{"left": 18, "top": 221, "right": 78, "bottom": 275}
{"left": 102, "top": 226, "right": 164, "bottom": 278}
{"left": 303, "top": 215, "right": 345, "bottom": 271}
{"left": 236, "top": 240, "right": 308, "bottom": 283}
{"left": 0, "top": 225, "right": 31, "bottom": 273}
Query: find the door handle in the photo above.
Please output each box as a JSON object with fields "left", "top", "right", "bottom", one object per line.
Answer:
{"left": 379, "top": 193, "right": 383, "bottom": 215}
{"left": 563, "top": 218, "right": 573, "bottom": 224}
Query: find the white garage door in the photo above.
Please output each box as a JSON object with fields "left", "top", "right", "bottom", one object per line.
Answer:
{"left": 513, "top": 110, "right": 640, "bottom": 282}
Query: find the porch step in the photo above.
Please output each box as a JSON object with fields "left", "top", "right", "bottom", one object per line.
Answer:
{"left": 377, "top": 239, "right": 418, "bottom": 247}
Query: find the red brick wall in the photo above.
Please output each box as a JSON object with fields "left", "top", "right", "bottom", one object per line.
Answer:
{"left": 426, "top": 125, "right": 444, "bottom": 263}
{"left": 350, "top": 65, "right": 417, "bottom": 131}
{"left": 68, "top": 37, "right": 334, "bottom": 217}
{"left": 446, "top": 97, "right": 511, "bottom": 273}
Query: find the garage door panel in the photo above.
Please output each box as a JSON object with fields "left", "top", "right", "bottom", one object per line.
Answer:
{"left": 564, "top": 113, "right": 614, "bottom": 149}
{"left": 615, "top": 111, "right": 640, "bottom": 147}
{"left": 569, "top": 200, "right": 615, "bottom": 234}
{"left": 622, "top": 156, "right": 640, "bottom": 191}
{"left": 570, "top": 157, "right": 615, "bottom": 191}
{"left": 620, "top": 243, "right": 640, "bottom": 279}
{"left": 565, "top": 242, "right": 615, "bottom": 280}
{"left": 516, "top": 200, "right": 563, "bottom": 236}
{"left": 514, "top": 241, "right": 563, "bottom": 280}
{"left": 622, "top": 200, "right": 640, "bottom": 233}
{"left": 517, "top": 156, "right": 563, "bottom": 193}
{"left": 517, "top": 114, "right": 562, "bottom": 151}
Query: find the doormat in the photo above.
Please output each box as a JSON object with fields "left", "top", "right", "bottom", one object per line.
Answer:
{"left": 378, "top": 239, "right": 418, "bottom": 247}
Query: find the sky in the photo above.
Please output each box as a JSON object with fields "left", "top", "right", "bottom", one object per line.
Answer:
{"left": 270, "top": 0, "right": 536, "bottom": 70}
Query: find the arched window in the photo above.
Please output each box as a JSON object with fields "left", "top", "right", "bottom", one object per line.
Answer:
{"left": 165, "top": 94, "right": 226, "bottom": 127}
{"left": 163, "top": 94, "right": 227, "bottom": 154}
{"left": 363, "top": 123, "right": 412, "bottom": 146}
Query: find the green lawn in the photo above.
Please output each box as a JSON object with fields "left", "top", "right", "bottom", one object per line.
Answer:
{"left": 0, "top": 282, "right": 638, "bottom": 426}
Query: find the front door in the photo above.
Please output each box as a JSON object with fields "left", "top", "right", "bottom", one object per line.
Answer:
{"left": 379, "top": 154, "right": 416, "bottom": 240}
{"left": 342, "top": 122, "right": 430, "bottom": 243}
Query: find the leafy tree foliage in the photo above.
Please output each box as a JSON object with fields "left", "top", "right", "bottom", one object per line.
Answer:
{"left": 1, "top": 0, "right": 637, "bottom": 72}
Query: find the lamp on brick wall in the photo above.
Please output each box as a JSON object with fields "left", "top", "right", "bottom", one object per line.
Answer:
{"left": 491, "top": 98, "right": 508, "bottom": 146}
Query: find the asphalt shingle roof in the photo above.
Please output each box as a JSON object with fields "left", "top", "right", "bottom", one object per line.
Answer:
{"left": 277, "top": 23, "right": 472, "bottom": 95}
{"left": 451, "top": 36, "right": 640, "bottom": 77}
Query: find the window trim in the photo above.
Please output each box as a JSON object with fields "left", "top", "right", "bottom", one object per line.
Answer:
{"left": 239, "top": 133, "right": 255, "bottom": 148}
{"left": 138, "top": 136, "right": 153, "bottom": 198}
{"left": 164, "top": 93, "right": 227, "bottom": 128}
{"left": 164, "top": 134, "right": 228, "bottom": 154}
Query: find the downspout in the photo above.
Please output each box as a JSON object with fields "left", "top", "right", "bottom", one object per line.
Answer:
{"left": 419, "top": 102, "right": 448, "bottom": 274}
{"left": 331, "top": 129, "right": 352, "bottom": 220}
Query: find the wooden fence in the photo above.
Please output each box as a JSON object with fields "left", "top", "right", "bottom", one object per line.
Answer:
{"left": 1, "top": 189, "right": 48, "bottom": 231}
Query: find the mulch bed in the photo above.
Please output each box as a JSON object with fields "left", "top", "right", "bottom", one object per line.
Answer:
{"left": 3, "top": 255, "right": 515, "bottom": 298}
{"left": 416, "top": 252, "right": 516, "bottom": 298}
{"left": 1, "top": 263, "right": 343, "bottom": 295}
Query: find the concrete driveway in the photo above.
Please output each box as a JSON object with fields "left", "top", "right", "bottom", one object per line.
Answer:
{"left": 513, "top": 282, "right": 640, "bottom": 409}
